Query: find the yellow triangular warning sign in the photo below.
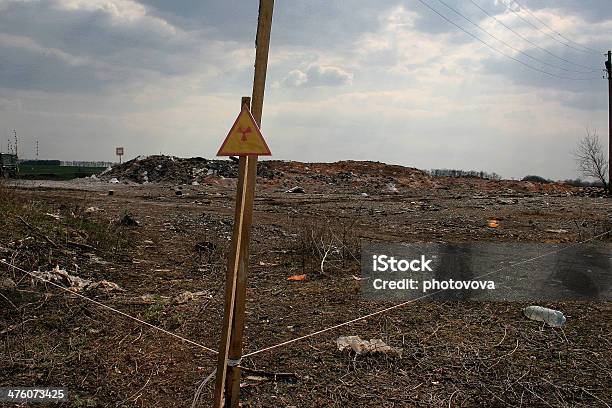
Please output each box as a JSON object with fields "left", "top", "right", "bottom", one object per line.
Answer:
{"left": 217, "top": 106, "right": 271, "bottom": 156}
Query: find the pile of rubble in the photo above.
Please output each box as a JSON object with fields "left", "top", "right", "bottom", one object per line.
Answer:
{"left": 99, "top": 155, "right": 238, "bottom": 184}
{"left": 97, "top": 156, "right": 585, "bottom": 196}
{"left": 259, "top": 160, "right": 438, "bottom": 194}
{"left": 99, "top": 155, "right": 290, "bottom": 184}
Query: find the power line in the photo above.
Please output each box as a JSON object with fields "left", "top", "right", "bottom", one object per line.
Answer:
{"left": 434, "top": 0, "right": 597, "bottom": 75}
{"left": 501, "top": 0, "right": 599, "bottom": 55}
{"left": 466, "top": 0, "right": 600, "bottom": 73}
{"left": 509, "top": 0, "right": 601, "bottom": 54}
{"left": 414, "top": 0, "right": 598, "bottom": 81}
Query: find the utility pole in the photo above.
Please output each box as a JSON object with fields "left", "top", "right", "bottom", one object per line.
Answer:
{"left": 36, "top": 140, "right": 39, "bottom": 161}
{"left": 606, "top": 50, "right": 611, "bottom": 194}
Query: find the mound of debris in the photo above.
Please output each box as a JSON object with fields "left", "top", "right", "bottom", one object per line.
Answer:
{"left": 258, "top": 160, "right": 438, "bottom": 193}
{"left": 99, "top": 155, "right": 238, "bottom": 184}
{"left": 97, "top": 156, "right": 583, "bottom": 196}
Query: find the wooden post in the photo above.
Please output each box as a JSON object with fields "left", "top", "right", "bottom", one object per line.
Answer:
{"left": 212, "top": 1, "right": 273, "bottom": 406}
{"left": 212, "top": 99, "right": 254, "bottom": 408}
{"left": 224, "top": 99, "right": 258, "bottom": 408}
{"left": 225, "top": 1, "right": 274, "bottom": 406}
{"left": 250, "top": 0, "right": 275, "bottom": 126}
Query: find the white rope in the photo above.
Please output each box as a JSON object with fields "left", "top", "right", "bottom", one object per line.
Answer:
{"left": 0, "top": 259, "right": 218, "bottom": 355}
{"left": 3, "top": 227, "right": 609, "bottom": 361}
{"left": 242, "top": 229, "right": 611, "bottom": 358}
{"left": 191, "top": 368, "right": 217, "bottom": 408}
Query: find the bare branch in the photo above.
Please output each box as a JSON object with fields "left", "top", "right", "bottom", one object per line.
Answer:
{"left": 574, "top": 128, "right": 609, "bottom": 191}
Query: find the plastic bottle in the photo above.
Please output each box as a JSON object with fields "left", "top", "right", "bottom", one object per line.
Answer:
{"left": 523, "top": 306, "right": 566, "bottom": 327}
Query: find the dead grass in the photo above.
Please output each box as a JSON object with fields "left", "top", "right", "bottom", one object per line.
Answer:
{"left": 1, "top": 179, "right": 610, "bottom": 407}
{"left": 0, "top": 186, "right": 132, "bottom": 272}
{"left": 291, "top": 213, "right": 360, "bottom": 277}
{"left": 0, "top": 178, "right": 17, "bottom": 218}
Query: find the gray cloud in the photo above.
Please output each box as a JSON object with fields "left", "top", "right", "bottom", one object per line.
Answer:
{"left": 0, "top": 0, "right": 610, "bottom": 181}
{"left": 0, "top": 0, "right": 254, "bottom": 94}
{"left": 514, "top": 0, "right": 612, "bottom": 23}
{"left": 281, "top": 64, "right": 353, "bottom": 88}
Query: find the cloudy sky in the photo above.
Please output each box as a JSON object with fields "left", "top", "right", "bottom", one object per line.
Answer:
{"left": 0, "top": 0, "right": 610, "bottom": 180}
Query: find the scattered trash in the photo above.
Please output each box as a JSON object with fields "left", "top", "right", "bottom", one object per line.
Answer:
{"left": 87, "top": 280, "right": 126, "bottom": 293}
{"left": 487, "top": 220, "right": 500, "bottom": 228}
{"left": 108, "top": 190, "right": 114, "bottom": 196}
{"left": 497, "top": 198, "right": 516, "bottom": 205}
{"left": 175, "top": 190, "right": 183, "bottom": 196}
{"left": 258, "top": 261, "right": 279, "bottom": 267}
{"left": 85, "top": 207, "right": 103, "bottom": 213}
{"left": 360, "top": 192, "right": 369, "bottom": 197}
{"left": 336, "top": 335, "right": 402, "bottom": 357}
{"left": 44, "top": 213, "right": 61, "bottom": 220}
{"left": 384, "top": 183, "right": 399, "bottom": 194}
{"left": 240, "top": 367, "right": 298, "bottom": 386}
{"left": 523, "top": 306, "right": 566, "bottom": 327}
{"left": 31, "top": 266, "right": 123, "bottom": 293}
{"left": 119, "top": 213, "right": 140, "bottom": 227}
{"left": 174, "top": 291, "right": 210, "bottom": 304}
{"left": 545, "top": 229, "right": 568, "bottom": 234}
{"left": 287, "top": 274, "right": 306, "bottom": 281}
{"left": 285, "top": 186, "right": 305, "bottom": 194}
{"left": 109, "top": 177, "right": 120, "bottom": 184}
{"left": 31, "top": 266, "right": 91, "bottom": 291}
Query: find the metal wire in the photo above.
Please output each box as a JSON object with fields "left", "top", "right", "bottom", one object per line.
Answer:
{"left": 466, "top": 0, "right": 600, "bottom": 72}
{"left": 506, "top": 0, "right": 601, "bottom": 55}
{"left": 414, "top": 0, "right": 600, "bottom": 80}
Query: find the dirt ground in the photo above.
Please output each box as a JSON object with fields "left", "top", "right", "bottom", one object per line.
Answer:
{"left": 0, "top": 161, "right": 611, "bottom": 407}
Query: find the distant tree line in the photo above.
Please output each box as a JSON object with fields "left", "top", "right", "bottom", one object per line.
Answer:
{"left": 521, "top": 175, "right": 605, "bottom": 188}
{"left": 18, "top": 160, "right": 113, "bottom": 168}
{"left": 19, "top": 160, "right": 61, "bottom": 166}
{"left": 429, "top": 169, "right": 501, "bottom": 180}
{"left": 61, "top": 161, "right": 114, "bottom": 168}
{"left": 521, "top": 175, "right": 551, "bottom": 184}
{"left": 560, "top": 179, "right": 605, "bottom": 188}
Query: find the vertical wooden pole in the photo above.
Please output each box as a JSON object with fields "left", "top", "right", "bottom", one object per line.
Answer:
{"left": 212, "top": 1, "right": 273, "bottom": 406}
{"left": 224, "top": 99, "right": 257, "bottom": 408}
{"left": 250, "top": 0, "right": 275, "bottom": 126}
{"left": 225, "top": 1, "right": 274, "bottom": 406}
{"left": 212, "top": 111, "right": 251, "bottom": 407}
